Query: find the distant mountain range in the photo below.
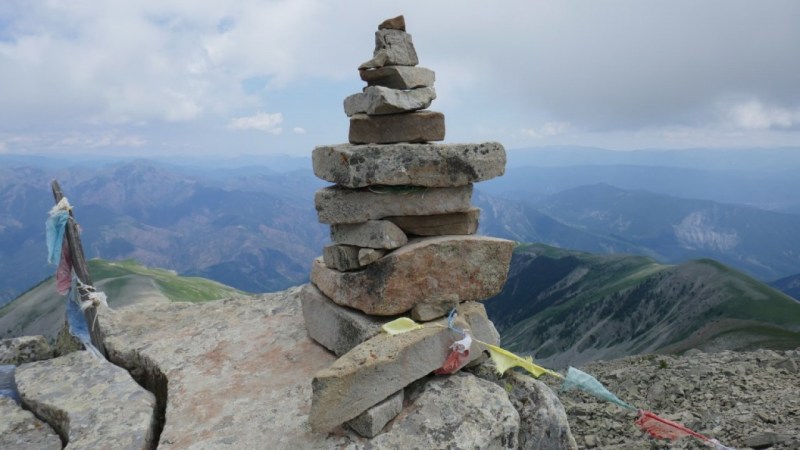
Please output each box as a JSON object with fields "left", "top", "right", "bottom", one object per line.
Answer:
{"left": 3, "top": 151, "right": 800, "bottom": 304}
{"left": 484, "top": 244, "right": 800, "bottom": 368}
{"left": 0, "top": 160, "right": 328, "bottom": 305}
{"left": 770, "top": 273, "right": 800, "bottom": 302}
{"left": 0, "top": 259, "right": 243, "bottom": 340}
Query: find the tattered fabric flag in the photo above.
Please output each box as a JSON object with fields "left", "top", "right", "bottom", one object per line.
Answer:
{"left": 561, "top": 367, "right": 635, "bottom": 410}
{"left": 55, "top": 240, "right": 73, "bottom": 295}
{"left": 708, "top": 439, "right": 737, "bottom": 450}
{"left": 45, "top": 199, "right": 71, "bottom": 265}
{"left": 485, "top": 343, "right": 562, "bottom": 379}
{"left": 382, "top": 317, "right": 423, "bottom": 335}
{"left": 635, "top": 410, "right": 709, "bottom": 442}
{"left": 65, "top": 280, "right": 103, "bottom": 359}
{"left": 435, "top": 334, "right": 472, "bottom": 375}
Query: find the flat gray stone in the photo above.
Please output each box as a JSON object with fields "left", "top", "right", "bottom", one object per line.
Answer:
{"left": 344, "top": 86, "right": 436, "bottom": 116}
{"left": 313, "top": 142, "right": 505, "bottom": 188}
{"left": 314, "top": 184, "right": 472, "bottom": 225}
{"left": 370, "top": 373, "right": 520, "bottom": 449}
{"left": 349, "top": 111, "right": 445, "bottom": 144}
{"left": 309, "top": 301, "right": 499, "bottom": 431}
{"left": 388, "top": 207, "right": 481, "bottom": 236}
{"left": 360, "top": 66, "right": 435, "bottom": 89}
{"left": 0, "top": 336, "right": 52, "bottom": 365}
{"left": 95, "top": 286, "right": 365, "bottom": 448}
{"left": 310, "top": 235, "right": 514, "bottom": 315}
{"left": 300, "top": 284, "right": 385, "bottom": 356}
{"left": 0, "top": 397, "right": 62, "bottom": 450}
{"left": 322, "top": 244, "right": 362, "bottom": 271}
{"left": 359, "top": 248, "right": 386, "bottom": 266}
{"left": 347, "top": 390, "right": 404, "bottom": 438}
{"left": 411, "top": 299, "right": 461, "bottom": 322}
{"left": 15, "top": 351, "right": 156, "bottom": 449}
{"left": 359, "top": 29, "right": 418, "bottom": 69}
{"left": 321, "top": 246, "right": 387, "bottom": 272}
{"left": 331, "top": 220, "right": 408, "bottom": 249}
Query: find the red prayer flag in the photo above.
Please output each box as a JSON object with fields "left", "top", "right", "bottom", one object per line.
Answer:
{"left": 635, "top": 410, "right": 709, "bottom": 442}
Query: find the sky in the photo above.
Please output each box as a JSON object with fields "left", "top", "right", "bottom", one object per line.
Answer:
{"left": 1, "top": 0, "right": 799, "bottom": 158}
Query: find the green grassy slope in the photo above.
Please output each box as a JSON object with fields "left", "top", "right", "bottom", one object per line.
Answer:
{"left": 0, "top": 259, "right": 244, "bottom": 340}
{"left": 485, "top": 244, "right": 800, "bottom": 368}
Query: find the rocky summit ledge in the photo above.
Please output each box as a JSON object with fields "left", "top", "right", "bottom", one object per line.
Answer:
{"left": 81, "top": 284, "right": 576, "bottom": 449}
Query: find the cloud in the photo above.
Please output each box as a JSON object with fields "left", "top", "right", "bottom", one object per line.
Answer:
{"left": 292, "top": 127, "right": 306, "bottom": 134}
{"left": 227, "top": 112, "right": 283, "bottom": 133}
{"left": 725, "top": 100, "right": 800, "bottom": 130}
{"left": 521, "top": 122, "right": 571, "bottom": 138}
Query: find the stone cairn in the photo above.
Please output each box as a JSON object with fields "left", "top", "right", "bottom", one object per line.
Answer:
{"left": 302, "top": 15, "right": 515, "bottom": 437}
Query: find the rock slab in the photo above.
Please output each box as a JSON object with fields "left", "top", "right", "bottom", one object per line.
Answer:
{"left": 300, "top": 284, "right": 386, "bottom": 356}
{"left": 360, "top": 65, "right": 435, "bottom": 89}
{"left": 309, "top": 301, "right": 499, "bottom": 431}
{"left": 0, "top": 397, "right": 62, "bottom": 450}
{"left": 330, "top": 220, "right": 408, "bottom": 249}
{"left": 388, "top": 207, "right": 481, "bottom": 236}
{"left": 15, "top": 350, "right": 156, "bottom": 449}
{"left": 311, "top": 235, "right": 515, "bottom": 315}
{"left": 359, "top": 29, "right": 419, "bottom": 69}
{"left": 349, "top": 111, "right": 445, "bottom": 144}
{"left": 370, "top": 373, "right": 520, "bottom": 449}
{"left": 344, "top": 86, "right": 436, "bottom": 116}
{"left": 315, "top": 184, "right": 472, "bottom": 225}
{"left": 0, "top": 336, "right": 52, "bottom": 365}
{"left": 312, "top": 142, "right": 506, "bottom": 188}
{"left": 347, "top": 390, "right": 404, "bottom": 438}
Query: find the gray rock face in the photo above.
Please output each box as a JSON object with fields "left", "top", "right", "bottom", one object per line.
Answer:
{"left": 344, "top": 86, "right": 436, "bottom": 116}
{"left": 360, "top": 65, "right": 435, "bottom": 89}
{"left": 309, "top": 301, "right": 499, "bottom": 431}
{"left": 311, "top": 235, "right": 514, "bottom": 316}
{"left": 388, "top": 208, "right": 481, "bottom": 236}
{"left": 312, "top": 142, "right": 506, "bottom": 188}
{"left": 471, "top": 362, "right": 578, "bottom": 450}
{"left": 369, "top": 373, "right": 520, "bottom": 449}
{"left": 330, "top": 220, "right": 408, "bottom": 249}
{"left": 349, "top": 111, "right": 445, "bottom": 144}
{"left": 358, "top": 248, "right": 386, "bottom": 266}
{"left": 347, "top": 390, "right": 404, "bottom": 438}
{"left": 359, "top": 29, "right": 419, "bottom": 69}
{"left": 559, "top": 349, "right": 800, "bottom": 449}
{"left": 15, "top": 350, "right": 156, "bottom": 449}
{"left": 322, "top": 244, "right": 362, "bottom": 271}
{"left": 300, "top": 284, "right": 385, "bottom": 356}
{"left": 96, "top": 288, "right": 357, "bottom": 449}
{"left": 0, "top": 397, "right": 62, "bottom": 450}
{"left": 0, "top": 336, "right": 52, "bottom": 365}
{"left": 378, "top": 15, "right": 405, "bottom": 31}
{"left": 315, "top": 184, "right": 472, "bottom": 225}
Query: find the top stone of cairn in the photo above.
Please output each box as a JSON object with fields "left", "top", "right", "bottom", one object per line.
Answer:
{"left": 359, "top": 16, "right": 419, "bottom": 70}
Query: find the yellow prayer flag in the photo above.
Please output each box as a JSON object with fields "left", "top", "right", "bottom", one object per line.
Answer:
{"left": 382, "top": 317, "right": 423, "bottom": 335}
{"left": 485, "top": 343, "right": 562, "bottom": 379}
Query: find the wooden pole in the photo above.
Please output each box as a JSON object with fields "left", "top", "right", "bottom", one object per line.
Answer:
{"left": 51, "top": 180, "right": 107, "bottom": 357}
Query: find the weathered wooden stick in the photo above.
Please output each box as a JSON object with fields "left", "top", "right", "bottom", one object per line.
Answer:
{"left": 51, "top": 180, "right": 107, "bottom": 357}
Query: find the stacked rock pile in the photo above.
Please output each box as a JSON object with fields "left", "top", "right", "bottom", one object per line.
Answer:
{"left": 301, "top": 16, "right": 516, "bottom": 437}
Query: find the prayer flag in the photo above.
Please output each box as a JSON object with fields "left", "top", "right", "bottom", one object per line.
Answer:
{"left": 561, "top": 367, "right": 635, "bottom": 410}
{"left": 485, "top": 343, "right": 561, "bottom": 379}
{"left": 634, "top": 410, "right": 709, "bottom": 441}
{"left": 382, "top": 317, "right": 423, "bottom": 335}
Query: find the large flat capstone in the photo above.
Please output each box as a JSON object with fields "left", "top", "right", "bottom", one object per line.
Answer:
{"left": 15, "top": 350, "right": 156, "bottom": 449}
{"left": 315, "top": 184, "right": 472, "bottom": 224}
{"left": 312, "top": 142, "right": 506, "bottom": 188}
{"left": 349, "top": 111, "right": 445, "bottom": 144}
{"left": 310, "top": 235, "right": 515, "bottom": 315}
{"left": 309, "top": 301, "right": 499, "bottom": 431}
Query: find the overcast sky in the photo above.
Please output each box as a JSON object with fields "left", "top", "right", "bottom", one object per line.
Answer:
{"left": 1, "top": 1, "right": 799, "bottom": 157}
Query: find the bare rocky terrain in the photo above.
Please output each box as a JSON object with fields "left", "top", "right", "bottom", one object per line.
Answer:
{"left": 548, "top": 349, "right": 800, "bottom": 449}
